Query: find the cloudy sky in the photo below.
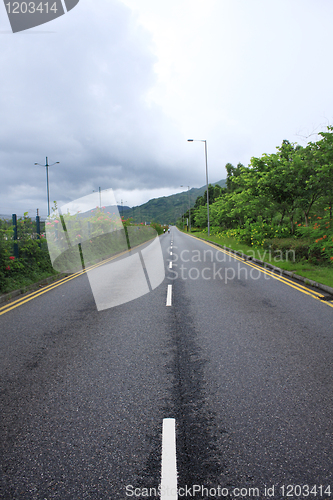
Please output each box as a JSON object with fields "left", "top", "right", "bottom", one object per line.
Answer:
{"left": 1, "top": 0, "right": 333, "bottom": 217}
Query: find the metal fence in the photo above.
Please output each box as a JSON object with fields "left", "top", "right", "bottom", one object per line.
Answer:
{"left": 0, "top": 213, "right": 46, "bottom": 259}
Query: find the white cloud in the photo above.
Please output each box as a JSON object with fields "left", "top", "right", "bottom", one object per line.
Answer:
{"left": 1, "top": 0, "right": 333, "bottom": 217}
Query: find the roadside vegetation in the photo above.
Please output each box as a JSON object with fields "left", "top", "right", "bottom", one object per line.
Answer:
{"left": 0, "top": 213, "right": 58, "bottom": 295}
{"left": 0, "top": 210, "right": 165, "bottom": 296}
{"left": 177, "top": 127, "right": 333, "bottom": 288}
{"left": 3, "top": 127, "right": 333, "bottom": 294}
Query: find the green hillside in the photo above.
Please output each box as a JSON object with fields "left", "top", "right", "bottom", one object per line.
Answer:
{"left": 123, "top": 179, "right": 226, "bottom": 225}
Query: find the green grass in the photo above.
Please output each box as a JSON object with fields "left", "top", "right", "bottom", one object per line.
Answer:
{"left": 1, "top": 268, "right": 61, "bottom": 296}
{"left": 1, "top": 231, "right": 157, "bottom": 296}
{"left": 186, "top": 230, "right": 333, "bottom": 289}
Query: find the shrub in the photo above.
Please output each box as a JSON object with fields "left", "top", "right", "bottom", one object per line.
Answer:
{"left": 150, "top": 222, "right": 164, "bottom": 235}
{"left": 296, "top": 208, "right": 333, "bottom": 263}
{"left": 237, "top": 219, "right": 291, "bottom": 247}
{"left": 264, "top": 238, "right": 310, "bottom": 261}
{"left": 0, "top": 214, "right": 55, "bottom": 294}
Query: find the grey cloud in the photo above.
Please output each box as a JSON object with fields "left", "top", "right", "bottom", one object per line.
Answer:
{"left": 0, "top": 0, "right": 198, "bottom": 215}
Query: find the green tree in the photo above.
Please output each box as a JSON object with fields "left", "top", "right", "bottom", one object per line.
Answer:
{"left": 226, "top": 163, "right": 245, "bottom": 192}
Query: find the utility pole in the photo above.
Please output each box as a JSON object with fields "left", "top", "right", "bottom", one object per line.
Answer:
{"left": 35, "top": 157, "right": 59, "bottom": 217}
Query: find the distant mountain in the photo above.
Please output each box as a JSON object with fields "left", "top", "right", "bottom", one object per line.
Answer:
{"left": 122, "top": 179, "right": 226, "bottom": 225}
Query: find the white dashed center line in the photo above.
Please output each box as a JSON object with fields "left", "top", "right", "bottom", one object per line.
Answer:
{"left": 161, "top": 418, "right": 178, "bottom": 499}
{"left": 166, "top": 284, "right": 172, "bottom": 306}
{"left": 169, "top": 261, "right": 172, "bottom": 269}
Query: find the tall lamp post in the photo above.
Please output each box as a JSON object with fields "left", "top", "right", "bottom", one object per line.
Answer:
{"left": 187, "top": 139, "right": 210, "bottom": 235}
{"left": 117, "top": 199, "right": 127, "bottom": 218}
{"left": 187, "top": 186, "right": 191, "bottom": 232}
{"left": 180, "top": 184, "right": 191, "bottom": 232}
{"left": 35, "top": 157, "right": 59, "bottom": 217}
{"left": 180, "top": 185, "right": 185, "bottom": 229}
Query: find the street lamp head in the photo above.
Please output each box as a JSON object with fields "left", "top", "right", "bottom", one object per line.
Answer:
{"left": 35, "top": 161, "right": 59, "bottom": 165}
{"left": 187, "top": 139, "right": 193, "bottom": 142}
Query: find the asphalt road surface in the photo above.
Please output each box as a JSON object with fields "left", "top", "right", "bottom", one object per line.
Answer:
{"left": 0, "top": 228, "right": 332, "bottom": 500}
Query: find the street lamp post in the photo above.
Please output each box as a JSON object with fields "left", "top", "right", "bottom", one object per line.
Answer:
{"left": 180, "top": 184, "right": 191, "bottom": 232}
{"left": 121, "top": 200, "right": 127, "bottom": 218}
{"left": 117, "top": 199, "right": 127, "bottom": 218}
{"left": 35, "top": 157, "right": 59, "bottom": 217}
{"left": 180, "top": 185, "right": 185, "bottom": 229}
{"left": 187, "top": 139, "right": 210, "bottom": 236}
{"left": 187, "top": 185, "right": 191, "bottom": 232}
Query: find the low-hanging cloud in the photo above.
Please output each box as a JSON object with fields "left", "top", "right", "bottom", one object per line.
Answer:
{"left": 0, "top": 0, "right": 199, "bottom": 216}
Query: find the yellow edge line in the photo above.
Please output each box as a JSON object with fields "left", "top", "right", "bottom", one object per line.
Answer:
{"left": 0, "top": 246, "right": 133, "bottom": 316}
{"left": 187, "top": 234, "right": 333, "bottom": 309}
{"left": 203, "top": 239, "right": 322, "bottom": 296}
{"left": 0, "top": 234, "right": 159, "bottom": 315}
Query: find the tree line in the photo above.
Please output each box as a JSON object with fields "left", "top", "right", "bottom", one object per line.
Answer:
{"left": 177, "top": 127, "right": 333, "bottom": 263}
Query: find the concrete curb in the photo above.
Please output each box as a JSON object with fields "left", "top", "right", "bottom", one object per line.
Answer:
{"left": 189, "top": 233, "right": 333, "bottom": 297}
{"left": 0, "top": 273, "right": 71, "bottom": 305}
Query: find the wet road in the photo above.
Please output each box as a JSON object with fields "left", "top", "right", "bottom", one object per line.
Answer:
{"left": 0, "top": 228, "right": 332, "bottom": 499}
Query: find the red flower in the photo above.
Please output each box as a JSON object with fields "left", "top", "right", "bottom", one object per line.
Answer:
{"left": 6, "top": 266, "right": 10, "bottom": 271}
{"left": 9, "top": 256, "right": 15, "bottom": 260}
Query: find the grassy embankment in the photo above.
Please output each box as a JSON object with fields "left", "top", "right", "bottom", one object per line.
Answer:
{"left": 1, "top": 269, "right": 63, "bottom": 297}
{"left": 1, "top": 220, "right": 166, "bottom": 297}
{"left": 184, "top": 230, "right": 333, "bottom": 289}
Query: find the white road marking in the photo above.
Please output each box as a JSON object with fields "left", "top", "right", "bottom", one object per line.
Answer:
{"left": 161, "top": 418, "right": 178, "bottom": 500}
{"left": 169, "top": 261, "right": 172, "bottom": 269}
{"left": 170, "top": 251, "right": 172, "bottom": 255}
{"left": 166, "top": 284, "right": 172, "bottom": 306}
